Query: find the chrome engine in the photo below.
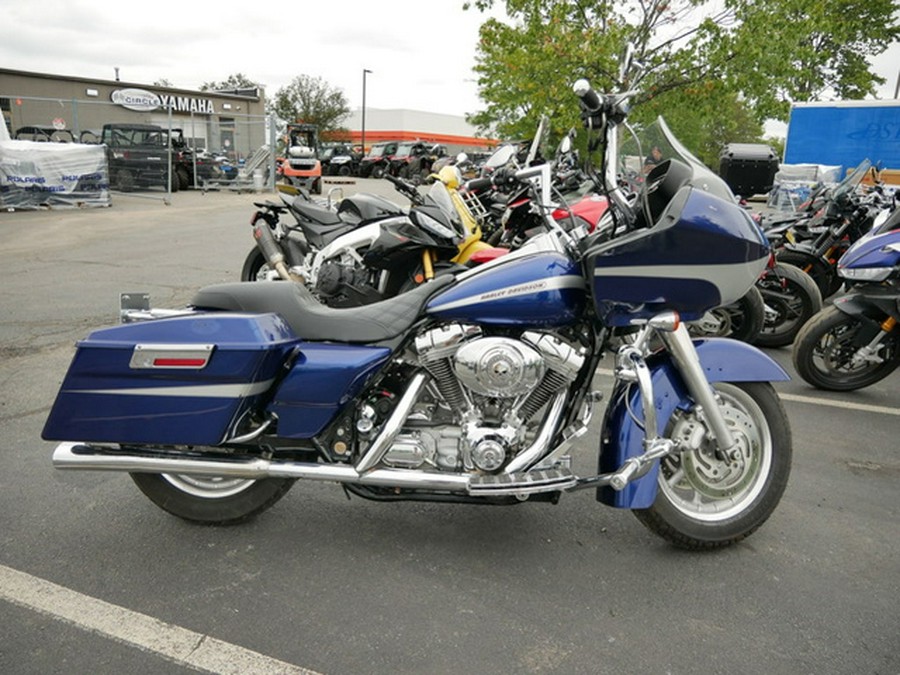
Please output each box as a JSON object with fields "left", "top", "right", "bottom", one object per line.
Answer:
{"left": 378, "top": 324, "right": 584, "bottom": 473}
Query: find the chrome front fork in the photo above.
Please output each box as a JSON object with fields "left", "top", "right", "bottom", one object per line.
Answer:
{"left": 620, "top": 316, "right": 738, "bottom": 461}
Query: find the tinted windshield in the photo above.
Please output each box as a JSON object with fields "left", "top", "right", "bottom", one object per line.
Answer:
{"left": 833, "top": 159, "right": 872, "bottom": 200}
{"left": 396, "top": 142, "right": 417, "bottom": 155}
{"left": 620, "top": 117, "right": 736, "bottom": 202}
{"left": 368, "top": 145, "right": 387, "bottom": 157}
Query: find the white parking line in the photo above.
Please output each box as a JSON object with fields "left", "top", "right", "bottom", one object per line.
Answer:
{"left": 0, "top": 564, "right": 320, "bottom": 675}
{"left": 778, "top": 392, "right": 900, "bottom": 416}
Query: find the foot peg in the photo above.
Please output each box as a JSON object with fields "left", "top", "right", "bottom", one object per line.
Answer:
{"left": 468, "top": 467, "right": 576, "bottom": 496}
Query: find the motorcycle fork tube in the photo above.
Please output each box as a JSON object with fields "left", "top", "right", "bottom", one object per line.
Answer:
{"left": 354, "top": 371, "right": 429, "bottom": 474}
{"left": 422, "top": 250, "right": 435, "bottom": 280}
{"left": 657, "top": 324, "right": 738, "bottom": 458}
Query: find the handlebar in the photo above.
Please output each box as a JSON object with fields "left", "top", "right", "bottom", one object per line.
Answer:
{"left": 384, "top": 173, "right": 425, "bottom": 205}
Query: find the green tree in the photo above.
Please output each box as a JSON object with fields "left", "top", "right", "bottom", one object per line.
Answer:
{"left": 200, "top": 73, "right": 260, "bottom": 93}
{"left": 269, "top": 75, "right": 350, "bottom": 134}
{"left": 718, "top": 0, "right": 900, "bottom": 120}
{"left": 466, "top": 0, "right": 898, "bottom": 161}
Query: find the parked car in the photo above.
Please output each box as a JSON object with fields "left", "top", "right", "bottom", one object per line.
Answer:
{"left": 358, "top": 141, "right": 398, "bottom": 178}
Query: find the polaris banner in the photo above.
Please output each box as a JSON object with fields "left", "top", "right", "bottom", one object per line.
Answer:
{"left": 0, "top": 141, "right": 110, "bottom": 210}
{"left": 784, "top": 101, "right": 900, "bottom": 175}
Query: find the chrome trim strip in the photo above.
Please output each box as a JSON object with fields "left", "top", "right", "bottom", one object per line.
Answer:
{"left": 68, "top": 379, "right": 275, "bottom": 399}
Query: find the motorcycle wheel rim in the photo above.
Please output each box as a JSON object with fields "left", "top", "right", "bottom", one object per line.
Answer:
{"left": 161, "top": 474, "right": 257, "bottom": 499}
{"left": 658, "top": 385, "right": 771, "bottom": 522}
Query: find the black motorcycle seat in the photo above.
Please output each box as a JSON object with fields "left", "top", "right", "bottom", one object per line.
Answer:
{"left": 290, "top": 200, "right": 344, "bottom": 227}
{"left": 288, "top": 202, "right": 359, "bottom": 249}
{"left": 190, "top": 276, "right": 454, "bottom": 343}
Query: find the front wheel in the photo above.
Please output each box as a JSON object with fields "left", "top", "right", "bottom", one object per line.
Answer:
{"left": 130, "top": 473, "right": 295, "bottom": 524}
{"left": 633, "top": 382, "right": 792, "bottom": 550}
{"left": 688, "top": 286, "right": 764, "bottom": 343}
{"left": 792, "top": 305, "right": 900, "bottom": 391}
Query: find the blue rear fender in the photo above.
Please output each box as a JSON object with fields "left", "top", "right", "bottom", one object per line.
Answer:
{"left": 597, "top": 338, "right": 789, "bottom": 509}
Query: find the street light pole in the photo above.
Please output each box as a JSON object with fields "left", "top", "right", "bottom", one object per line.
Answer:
{"left": 361, "top": 69, "right": 372, "bottom": 154}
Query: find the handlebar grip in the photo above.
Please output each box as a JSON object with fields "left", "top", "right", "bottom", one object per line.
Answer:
{"left": 573, "top": 79, "right": 601, "bottom": 111}
{"left": 465, "top": 177, "right": 493, "bottom": 192}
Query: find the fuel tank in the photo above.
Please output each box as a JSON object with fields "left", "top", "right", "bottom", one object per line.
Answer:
{"left": 426, "top": 252, "right": 585, "bottom": 327}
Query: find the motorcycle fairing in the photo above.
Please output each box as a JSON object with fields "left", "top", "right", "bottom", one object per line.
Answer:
{"left": 597, "top": 338, "right": 790, "bottom": 509}
{"left": 42, "top": 313, "right": 300, "bottom": 446}
{"left": 832, "top": 287, "right": 900, "bottom": 322}
{"left": 587, "top": 186, "right": 769, "bottom": 325}
{"left": 268, "top": 343, "right": 391, "bottom": 438}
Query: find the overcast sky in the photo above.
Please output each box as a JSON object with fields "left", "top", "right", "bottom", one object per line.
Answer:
{"left": 2, "top": 0, "right": 898, "bottom": 121}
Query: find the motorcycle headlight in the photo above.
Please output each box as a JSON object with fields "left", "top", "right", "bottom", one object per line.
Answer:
{"left": 838, "top": 266, "right": 892, "bottom": 282}
{"left": 416, "top": 211, "right": 458, "bottom": 241}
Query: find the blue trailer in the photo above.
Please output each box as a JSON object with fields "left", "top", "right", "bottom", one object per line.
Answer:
{"left": 784, "top": 100, "right": 900, "bottom": 176}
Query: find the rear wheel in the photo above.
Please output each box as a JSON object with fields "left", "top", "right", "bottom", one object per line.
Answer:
{"left": 633, "top": 382, "right": 792, "bottom": 550}
{"left": 776, "top": 250, "right": 839, "bottom": 299}
{"left": 754, "top": 263, "right": 822, "bottom": 348}
{"left": 792, "top": 305, "right": 900, "bottom": 391}
{"left": 176, "top": 165, "right": 191, "bottom": 191}
{"left": 130, "top": 473, "right": 294, "bottom": 525}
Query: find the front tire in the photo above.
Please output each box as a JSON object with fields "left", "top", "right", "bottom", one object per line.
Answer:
{"left": 792, "top": 305, "right": 900, "bottom": 391}
{"left": 633, "top": 382, "right": 792, "bottom": 550}
{"left": 689, "top": 286, "right": 764, "bottom": 343}
{"left": 130, "top": 473, "right": 294, "bottom": 525}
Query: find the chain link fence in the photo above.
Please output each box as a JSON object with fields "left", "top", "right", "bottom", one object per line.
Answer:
{"left": 2, "top": 94, "right": 277, "bottom": 203}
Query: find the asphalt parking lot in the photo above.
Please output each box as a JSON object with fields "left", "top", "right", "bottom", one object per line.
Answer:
{"left": 1, "top": 180, "right": 898, "bottom": 674}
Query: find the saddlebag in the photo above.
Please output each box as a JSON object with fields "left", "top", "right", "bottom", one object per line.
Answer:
{"left": 42, "top": 313, "right": 300, "bottom": 446}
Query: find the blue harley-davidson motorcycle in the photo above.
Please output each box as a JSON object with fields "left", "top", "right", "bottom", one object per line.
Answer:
{"left": 42, "top": 68, "right": 793, "bottom": 550}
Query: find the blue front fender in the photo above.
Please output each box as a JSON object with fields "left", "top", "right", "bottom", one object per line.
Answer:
{"left": 597, "top": 338, "right": 789, "bottom": 509}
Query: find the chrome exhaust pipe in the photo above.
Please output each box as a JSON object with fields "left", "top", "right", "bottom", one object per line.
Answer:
{"left": 52, "top": 442, "right": 470, "bottom": 492}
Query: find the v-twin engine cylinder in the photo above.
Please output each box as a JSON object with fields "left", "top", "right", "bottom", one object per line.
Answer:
{"left": 390, "top": 324, "right": 585, "bottom": 473}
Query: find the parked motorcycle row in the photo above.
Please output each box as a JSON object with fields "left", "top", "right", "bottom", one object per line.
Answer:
{"left": 40, "top": 46, "right": 894, "bottom": 551}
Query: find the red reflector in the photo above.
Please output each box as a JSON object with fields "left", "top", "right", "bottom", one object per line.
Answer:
{"left": 152, "top": 358, "right": 207, "bottom": 367}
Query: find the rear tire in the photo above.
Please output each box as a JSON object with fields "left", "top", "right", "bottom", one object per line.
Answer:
{"left": 130, "top": 473, "right": 294, "bottom": 525}
{"left": 633, "top": 382, "right": 792, "bottom": 550}
{"left": 776, "top": 250, "right": 838, "bottom": 299}
{"left": 240, "top": 248, "right": 270, "bottom": 282}
{"left": 176, "top": 165, "right": 191, "bottom": 191}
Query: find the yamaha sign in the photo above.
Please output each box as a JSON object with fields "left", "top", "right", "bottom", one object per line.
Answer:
{"left": 111, "top": 88, "right": 216, "bottom": 115}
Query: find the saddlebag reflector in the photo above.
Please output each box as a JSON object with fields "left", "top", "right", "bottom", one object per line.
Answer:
{"left": 42, "top": 312, "right": 300, "bottom": 446}
{"left": 129, "top": 344, "right": 214, "bottom": 369}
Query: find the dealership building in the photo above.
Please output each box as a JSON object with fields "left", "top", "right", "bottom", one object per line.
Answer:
{"left": 1, "top": 68, "right": 494, "bottom": 158}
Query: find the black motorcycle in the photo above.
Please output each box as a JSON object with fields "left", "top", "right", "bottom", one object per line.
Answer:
{"left": 793, "top": 206, "right": 900, "bottom": 390}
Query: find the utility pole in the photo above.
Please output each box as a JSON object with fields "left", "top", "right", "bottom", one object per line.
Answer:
{"left": 361, "top": 69, "right": 372, "bottom": 153}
